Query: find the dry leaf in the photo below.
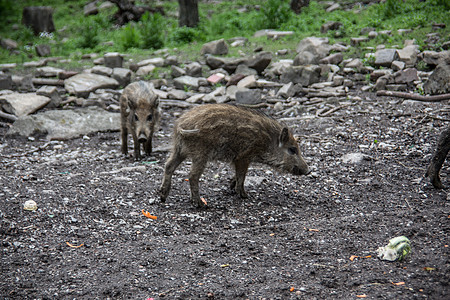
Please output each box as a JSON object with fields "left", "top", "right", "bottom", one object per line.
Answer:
{"left": 356, "top": 295, "right": 367, "bottom": 298}
{"left": 392, "top": 282, "right": 405, "bottom": 286}
{"left": 350, "top": 255, "right": 358, "bottom": 261}
{"left": 290, "top": 287, "right": 295, "bottom": 292}
{"left": 201, "top": 197, "right": 207, "bottom": 205}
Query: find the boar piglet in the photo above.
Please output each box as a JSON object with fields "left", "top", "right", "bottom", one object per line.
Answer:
{"left": 160, "top": 104, "right": 309, "bottom": 208}
{"left": 426, "top": 125, "right": 450, "bottom": 189}
{"left": 120, "top": 81, "right": 160, "bottom": 160}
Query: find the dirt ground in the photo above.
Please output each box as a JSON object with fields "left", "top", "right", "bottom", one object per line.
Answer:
{"left": 1, "top": 92, "right": 449, "bottom": 299}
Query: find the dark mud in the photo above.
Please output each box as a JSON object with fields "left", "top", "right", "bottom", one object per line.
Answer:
{"left": 1, "top": 94, "right": 449, "bottom": 299}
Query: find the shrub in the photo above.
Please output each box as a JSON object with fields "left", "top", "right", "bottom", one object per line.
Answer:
{"left": 259, "top": 0, "right": 292, "bottom": 29}
{"left": 76, "top": 18, "right": 100, "bottom": 49}
{"left": 120, "top": 23, "right": 140, "bottom": 50}
{"left": 169, "top": 26, "right": 199, "bottom": 44}
{"left": 139, "top": 12, "right": 164, "bottom": 50}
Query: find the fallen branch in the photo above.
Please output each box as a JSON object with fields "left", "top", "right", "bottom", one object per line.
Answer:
{"left": 0, "top": 110, "right": 18, "bottom": 121}
{"left": 377, "top": 90, "right": 450, "bottom": 102}
{"left": 2, "top": 142, "right": 51, "bottom": 158}
{"left": 318, "top": 103, "right": 352, "bottom": 117}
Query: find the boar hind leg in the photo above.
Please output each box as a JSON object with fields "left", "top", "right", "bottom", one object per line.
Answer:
{"left": 120, "top": 123, "right": 128, "bottom": 155}
{"left": 232, "top": 160, "right": 250, "bottom": 198}
{"left": 426, "top": 126, "right": 450, "bottom": 189}
{"left": 189, "top": 159, "right": 207, "bottom": 208}
{"left": 160, "top": 150, "right": 186, "bottom": 202}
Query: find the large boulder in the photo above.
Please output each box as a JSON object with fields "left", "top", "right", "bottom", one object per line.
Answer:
{"left": 419, "top": 50, "right": 450, "bottom": 66}
{"left": 0, "top": 93, "right": 50, "bottom": 117}
{"left": 423, "top": 64, "right": 450, "bottom": 95}
{"left": 7, "top": 107, "right": 120, "bottom": 140}
{"left": 64, "top": 73, "right": 119, "bottom": 97}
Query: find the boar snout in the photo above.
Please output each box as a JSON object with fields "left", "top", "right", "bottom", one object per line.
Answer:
{"left": 138, "top": 132, "right": 147, "bottom": 143}
{"left": 293, "top": 164, "right": 310, "bottom": 176}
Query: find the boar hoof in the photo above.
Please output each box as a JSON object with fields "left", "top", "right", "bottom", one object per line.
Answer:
{"left": 426, "top": 165, "right": 445, "bottom": 189}
{"left": 229, "top": 179, "right": 236, "bottom": 190}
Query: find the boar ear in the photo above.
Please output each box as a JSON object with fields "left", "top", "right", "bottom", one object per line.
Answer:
{"left": 127, "top": 97, "right": 135, "bottom": 110}
{"left": 279, "top": 127, "right": 290, "bottom": 146}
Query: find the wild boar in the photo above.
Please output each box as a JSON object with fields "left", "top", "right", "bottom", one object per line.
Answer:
{"left": 160, "top": 103, "right": 309, "bottom": 207}
{"left": 426, "top": 126, "right": 450, "bottom": 188}
{"left": 120, "top": 81, "right": 160, "bottom": 160}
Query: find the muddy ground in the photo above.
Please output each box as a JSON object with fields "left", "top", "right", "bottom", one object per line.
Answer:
{"left": 1, "top": 92, "right": 449, "bottom": 299}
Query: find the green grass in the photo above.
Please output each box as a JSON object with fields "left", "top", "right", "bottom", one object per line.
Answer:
{"left": 0, "top": 0, "right": 448, "bottom": 65}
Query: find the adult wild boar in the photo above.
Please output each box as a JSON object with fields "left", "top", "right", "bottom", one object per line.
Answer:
{"left": 120, "top": 81, "right": 160, "bottom": 160}
{"left": 160, "top": 104, "right": 309, "bottom": 207}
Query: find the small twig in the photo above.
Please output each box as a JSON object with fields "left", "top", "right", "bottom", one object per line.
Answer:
{"left": 0, "top": 110, "right": 18, "bottom": 121}
{"left": 377, "top": 90, "right": 450, "bottom": 102}
{"left": 318, "top": 103, "right": 352, "bottom": 117}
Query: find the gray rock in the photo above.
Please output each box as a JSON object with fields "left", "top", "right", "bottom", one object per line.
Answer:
{"left": 276, "top": 82, "right": 297, "bottom": 99}
{"left": 360, "top": 27, "right": 376, "bottom": 35}
{"left": 296, "top": 37, "right": 331, "bottom": 60}
{"left": 84, "top": 2, "right": 98, "bottom": 16}
{"left": 332, "top": 75, "right": 345, "bottom": 86}
{"left": 7, "top": 106, "right": 120, "bottom": 140}
{"left": 374, "top": 75, "right": 389, "bottom": 91}
{"left": 36, "top": 85, "right": 61, "bottom": 108}
{"left": 1, "top": 38, "right": 18, "bottom": 50}
{"left": 246, "top": 51, "right": 272, "bottom": 74}
{"left": 201, "top": 38, "right": 228, "bottom": 56}
{"left": 20, "top": 75, "right": 35, "bottom": 92}
{"left": 0, "top": 63, "right": 17, "bottom": 71}
{"left": 235, "top": 88, "right": 262, "bottom": 105}
{"left": 104, "top": 52, "right": 123, "bottom": 68}
{"left": 280, "top": 65, "right": 321, "bottom": 86}
{"left": 423, "top": 64, "right": 450, "bottom": 95}
{"left": 319, "top": 53, "right": 343, "bottom": 65}
{"left": 167, "top": 89, "right": 188, "bottom": 100}
{"left": 173, "top": 76, "right": 205, "bottom": 91}
{"left": 237, "top": 75, "right": 257, "bottom": 89}
{"left": 64, "top": 73, "right": 119, "bottom": 97}
{"left": 293, "top": 51, "right": 318, "bottom": 65}
{"left": 0, "top": 93, "right": 51, "bottom": 117}
{"left": 419, "top": 50, "right": 450, "bottom": 66}
{"left": 345, "top": 58, "right": 364, "bottom": 71}
{"left": 253, "top": 30, "right": 293, "bottom": 40}
{"left": 235, "top": 64, "right": 257, "bottom": 76}
{"left": 171, "top": 65, "right": 186, "bottom": 78}
{"left": 391, "top": 61, "right": 405, "bottom": 71}
{"left": 370, "top": 69, "right": 393, "bottom": 81}
{"left": 36, "top": 66, "right": 64, "bottom": 78}
{"left": 35, "top": 44, "right": 51, "bottom": 57}
{"left": 0, "top": 74, "right": 13, "bottom": 90}
{"left": 341, "top": 152, "right": 365, "bottom": 164}
{"left": 164, "top": 55, "right": 178, "bottom": 66}
{"left": 386, "top": 84, "right": 407, "bottom": 91}
{"left": 397, "top": 45, "right": 419, "bottom": 67}
{"left": 375, "top": 49, "right": 399, "bottom": 67}
{"left": 186, "top": 93, "right": 205, "bottom": 104}
{"left": 112, "top": 68, "right": 131, "bottom": 87}
{"left": 351, "top": 37, "right": 369, "bottom": 46}
{"left": 368, "top": 31, "right": 378, "bottom": 39}
{"left": 136, "top": 64, "right": 155, "bottom": 76}
{"left": 205, "top": 56, "right": 246, "bottom": 73}
{"left": 203, "top": 86, "right": 226, "bottom": 103}
{"left": 320, "top": 21, "right": 342, "bottom": 34}
{"left": 137, "top": 57, "right": 165, "bottom": 68}
{"left": 91, "top": 65, "right": 113, "bottom": 77}
{"left": 326, "top": 3, "right": 341, "bottom": 12}
{"left": 23, "top": 60, "right": 47, "bottom": 68}
{"left": 394, "top": 68, "right": 419, "bottom": 84}
{"left": 186, "top": 62, "right": 203, "bottom": 77}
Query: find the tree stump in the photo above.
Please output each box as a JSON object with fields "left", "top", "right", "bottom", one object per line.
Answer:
{"left": 109, "top": 0, "right": 164, "bottom": 26}
{"left": 22, "top": 6, "right": 55, "bottom": 35}
{"left": 290, "top": 0, "right": 310, "bottom": 14}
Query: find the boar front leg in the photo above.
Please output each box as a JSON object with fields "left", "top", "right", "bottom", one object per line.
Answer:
{"left": 232, "top": 159, "right": 250, "bottom": 198}
{"left": 144, "top": 133, "right": 153, "bottom": 156}
{"left": 131, "top": 132, "right": 142, "bottom": 160}
{"left": 160, "top": 149, "right": 186, "bottom": 202}
{"left": 426, "top": 126, "right": 450, "bottom": 189}
{"left": 189, "top": 158, "right": 207, "bottom": 208}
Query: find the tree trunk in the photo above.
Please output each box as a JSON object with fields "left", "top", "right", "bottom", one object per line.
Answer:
{"left": 22, "top": 6, "right": 55, "bottom": 35}
{"left": 109, "top": 0, "right": 164, "bottom": 26}
{"left": 290, "top": 0, "right": 310, "bottom": 14}
{"left": 178, "top": 0, "right": 199, "bottom": 28}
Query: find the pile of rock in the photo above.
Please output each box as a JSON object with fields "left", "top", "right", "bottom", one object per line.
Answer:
{"left": 1, "top": 32, "right": 449, "bottom": 139}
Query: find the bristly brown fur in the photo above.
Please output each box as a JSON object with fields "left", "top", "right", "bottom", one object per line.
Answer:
{"left": 160, "top": 103, "right": 309, "bottom": 208}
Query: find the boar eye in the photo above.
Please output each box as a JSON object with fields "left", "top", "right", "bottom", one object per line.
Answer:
{"left": 147, "top": 114, "right": 153, "bottom": 122}
{"left": 288, "top": 147, "right": 298, "bottom": 155}
{"left": 134, "top": 114, "right": 139, "bottom": 121}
